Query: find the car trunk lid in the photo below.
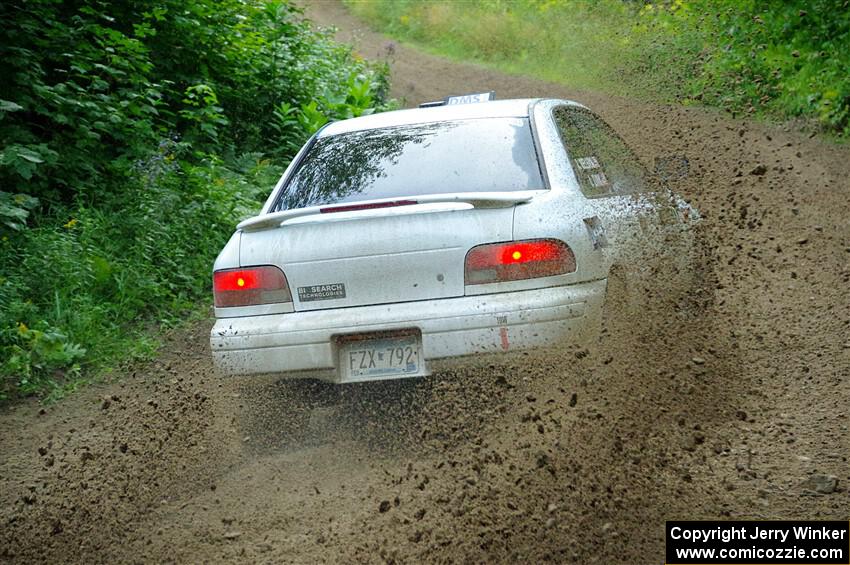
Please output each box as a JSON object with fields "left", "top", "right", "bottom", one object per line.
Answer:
{"left": 238, "top": 201, "right": 520, "bottom": 311}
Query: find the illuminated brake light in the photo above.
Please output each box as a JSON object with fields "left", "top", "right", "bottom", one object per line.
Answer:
{"left": 213, "top": 266, "right": 291, "bottom": 308}
{"left": 320, "top": 200, "right": 418, "bottom": 214}
{"left": 465, "top": 239, "right": 576, "bottom": 285}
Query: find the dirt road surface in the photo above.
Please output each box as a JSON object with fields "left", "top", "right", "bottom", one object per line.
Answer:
{"left": 2, "top": 2, "right": 848, "bottom": 563}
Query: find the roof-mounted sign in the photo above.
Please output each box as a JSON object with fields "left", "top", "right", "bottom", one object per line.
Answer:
{"left": 419, "top": 91, "right": 495, "bottom": 108}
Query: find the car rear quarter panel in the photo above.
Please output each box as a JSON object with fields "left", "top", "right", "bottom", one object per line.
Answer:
{"left": 213, "top": 232, "right": 241, "bottom": 271}
{"left": 519, "top": 100, "right": 610, "bottom": 282}
{"left": 528, "top": 99, "right": 684, "bottom": 280}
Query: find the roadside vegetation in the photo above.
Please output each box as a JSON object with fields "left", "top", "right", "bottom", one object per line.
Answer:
{"left": 0, "top": 0, "right": 393, "bottom": 401}
{"left": 347, "top": 0, "right": 850, "bottom": 136}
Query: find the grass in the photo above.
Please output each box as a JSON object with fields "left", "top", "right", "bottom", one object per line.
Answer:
{"left": 347, "top": 0, "right": 634, "bottom": 93}
{"left": 345, "top": 0, "right": 850, "bottom": 137}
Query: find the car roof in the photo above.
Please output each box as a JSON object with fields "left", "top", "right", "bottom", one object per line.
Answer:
{"left": 319, "top": 98, "right": 544, "bottom": 137}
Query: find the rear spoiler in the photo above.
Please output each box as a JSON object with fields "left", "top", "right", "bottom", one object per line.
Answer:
{"left": 237, "top": 190, "right": 544, "bottom": 232}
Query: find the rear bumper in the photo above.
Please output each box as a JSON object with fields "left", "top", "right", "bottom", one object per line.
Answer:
{"left": 210, "top": 279, "right": 606, "bottom": 382}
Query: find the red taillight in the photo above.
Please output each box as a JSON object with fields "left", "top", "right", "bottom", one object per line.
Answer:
{"left": 464, "top": 239, "right": 576, "bottom": 285}
{"left": 320, "top": 200, "right": 418, "bottom": 214}
{"left": 213, "top": 266, "right": 291, "bottom": 308}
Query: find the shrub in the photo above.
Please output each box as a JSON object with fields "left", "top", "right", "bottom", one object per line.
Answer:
{"left": 634, "top": 0, "right": 850, "bottom": 134}
{"left": 0, "top": 0, "right": 394, "bottom": 400}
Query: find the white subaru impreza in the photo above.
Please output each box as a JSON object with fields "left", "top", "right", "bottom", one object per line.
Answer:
{"left": 211, "top": 96, "right": 696, "bottom": 383}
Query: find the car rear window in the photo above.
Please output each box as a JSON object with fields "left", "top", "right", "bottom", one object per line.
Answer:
{"left": 273, "top": 117, "right": 544, "bottom": 211}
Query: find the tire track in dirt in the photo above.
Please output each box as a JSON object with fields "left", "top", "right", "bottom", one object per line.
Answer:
{"left": 1, "top": 2, "right": 848, "bottom": 563}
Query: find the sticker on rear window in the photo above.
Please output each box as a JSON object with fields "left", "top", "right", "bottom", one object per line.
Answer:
{"left": 297, "top": 283, "right": 346, "bottom": 302}
{"left": 576, "top": 156, "right": 600, "bottom": 170}
{"left": 588, "top": 172, "right": 609, "bottom": 188}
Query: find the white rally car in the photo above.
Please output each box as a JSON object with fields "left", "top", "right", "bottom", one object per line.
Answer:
{"left": 211, "top": 95, "right": 696, "bottom": 383}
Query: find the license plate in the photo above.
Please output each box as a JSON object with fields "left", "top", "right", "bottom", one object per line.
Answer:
{"left": 338, "top": 332, "right": 424, "bottom": 382}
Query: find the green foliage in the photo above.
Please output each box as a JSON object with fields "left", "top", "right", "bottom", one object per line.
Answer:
{"left": 0, "top": 0, "right": 394, "bottom": 400}
{"left": 271, "top": 102, "right": 304, "bottom": 156}
{"left": 0, "top": 192, "right": 39, "bottom": 232}
{"left": 636, "top": 0, "right": 850, "bottom": 134}
{"left": 348, "top": 0, "right": 850, "bottom": 135}
{"left": 299, "top": 100, "right": 331, "bottom": 135}
{"left": 179, "top": 84, "right": 229, "bottom": 145}
{"left": 0, "top": 150, "right": 284, "bottom": 400}
{"left": 0, "top": 0, "right": 393, "bottom": 205}
{"left": 1, "top": 322, "right": 86, "bottom": 398}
